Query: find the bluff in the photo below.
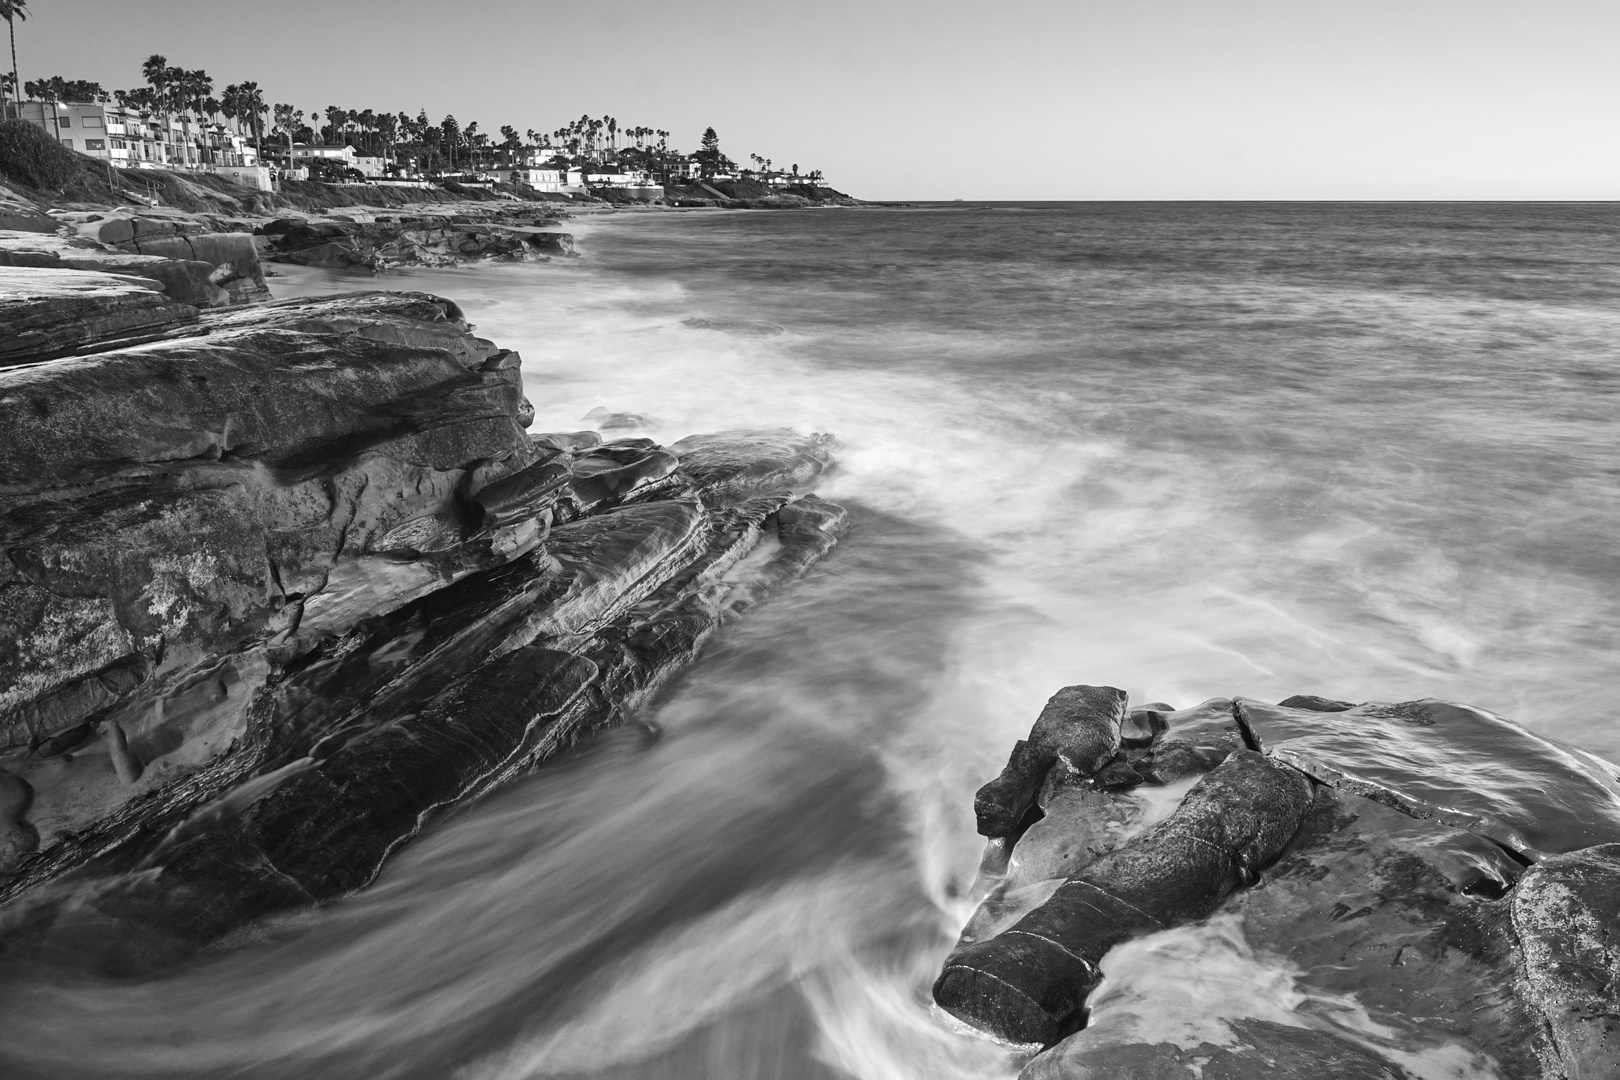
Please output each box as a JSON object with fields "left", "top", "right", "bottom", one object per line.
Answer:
{"left": 0, "top": 280, "right": 846, "bottom": 972}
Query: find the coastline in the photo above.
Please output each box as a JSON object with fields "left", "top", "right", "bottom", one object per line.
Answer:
{"left": 5, "top": 191, "right": 1620, "bottom": 1079}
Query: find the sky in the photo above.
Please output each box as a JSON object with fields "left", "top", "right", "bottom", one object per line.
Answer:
{"left": 11, "top": 0, "right": 1620, "bottom": 200}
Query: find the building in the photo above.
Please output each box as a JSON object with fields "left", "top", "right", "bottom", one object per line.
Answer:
{"left": 492, "top": 166, "right": 567, "bottom": 192}
{"left": 288, "top": 144, "right": 357, "bottom": 163}
{"left": 16, "top": 99, "right": 258, "bottom": 170}
{"left": 213, "top": 165, "right": 273, "bottom": 191}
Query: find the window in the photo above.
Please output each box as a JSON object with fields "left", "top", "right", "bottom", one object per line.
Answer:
{"left": 110, "top": 139, "right": 126, "bottom": 149}
{"left": 56, "top": 116, "right": 70, "bottom": 127}
{"left": 82, "top": 116, "right": 102, "bottom": 128}
{"left": 85, "top": 139, "right": 105, "bottom": 151}
{"left": 59, "top": 138, "right": 73, "bottom": 148}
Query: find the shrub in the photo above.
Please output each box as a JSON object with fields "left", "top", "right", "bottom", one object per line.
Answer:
{"left": 0, "top": 118, "right": 80, "bottom": 190}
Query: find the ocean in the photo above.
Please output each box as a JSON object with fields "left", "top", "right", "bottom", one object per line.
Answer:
{"left": 4, "top": 202, "right": 1618, "bottom": 1078}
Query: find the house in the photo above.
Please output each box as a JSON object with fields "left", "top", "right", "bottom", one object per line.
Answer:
{"left": 492, "top": 166, "right": 567, "bottom": 192}
{"left": 352, "top": 155, "right": 387, "bottom": 178}
{"left": 289, "top": 144, "right": 357, "bottom": 163}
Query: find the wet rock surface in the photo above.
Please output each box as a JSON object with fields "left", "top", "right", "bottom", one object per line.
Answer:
{"left": 973, "top": 685, "right": 1128, "bottom": 838}
{"left": 0, "top": 289, "right": 847, "bottom": 971}
{"left": 1237, "top": 697, "right": 1620, "bottom": 860}
{"left": 938, "top": 690, "right": 1620, "bottom": 1079}
{"left": 939, "top": 751, "right": 1311, "bottom": 1045}
{"left": 1513, "top": 844, "right": 1620, "bottom": 1076}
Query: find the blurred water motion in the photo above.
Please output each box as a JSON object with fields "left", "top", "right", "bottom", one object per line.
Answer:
{"left": 4, "top": 203, "right": 1620, "bottom": 1078}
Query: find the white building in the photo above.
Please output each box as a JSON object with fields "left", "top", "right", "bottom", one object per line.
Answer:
{"left": 289, "top": 144, "right": 356, "bottom": 163}
{"left": 493, "top": 166, "right": 566, "bottom": 192}
{"left": 17, "top": 99, "right": 258, "bottom": 170}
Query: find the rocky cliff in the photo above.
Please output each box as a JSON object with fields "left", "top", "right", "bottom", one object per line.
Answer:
{"left": 0, "top": 283, "right": 846, "bottom": 973}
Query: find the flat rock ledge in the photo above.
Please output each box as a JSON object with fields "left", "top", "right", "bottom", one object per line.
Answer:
{"left": 941, "top": 687, "right": 1620, "bottom": 1079}
{"left": 1, "top": 213, "right": 270, "bottom": 310}
{"left": 0, "top": 288, "right": 845, "bottom": 974}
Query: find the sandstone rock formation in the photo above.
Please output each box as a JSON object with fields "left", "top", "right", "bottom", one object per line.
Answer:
{"left": 940, "top": 688, "right": 1620, "bottom": 1079}
{"left": 1, "top": 213, "right": 269, "bottom": 307}
{"left": 0, "top": 289, "right": 846, "bottom": 974}
{"left": 0, "top": 266, "right": 199, "bottom": 366}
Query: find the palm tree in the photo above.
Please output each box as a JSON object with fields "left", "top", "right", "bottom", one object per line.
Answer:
{"left": 182, "top": 70, "right": 211, "bottom": 160}
{"left": 273, "top": 102, "right": 298, "bottom": 160}
{"left": 141, "top": 55, "right": 175, "bottom": 162}
{"left": 0, "top": 0, "right": 25, "bottom": 119}
{"left": 163, "top": 64, "right": 185, "bottom": 159}
{"left": 237, "top": 81, "right": 265, "bottom": 151}
{"left": 440, "top": 114, "right": 460, "bottom": 170}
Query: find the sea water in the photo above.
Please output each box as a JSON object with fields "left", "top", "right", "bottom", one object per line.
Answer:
{"left": 4, "top": 203, "right": 1619, "bottom": 1078}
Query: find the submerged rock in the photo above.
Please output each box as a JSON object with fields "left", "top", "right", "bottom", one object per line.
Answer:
{"left": 1237, "top": 697, "right": 1620, "bottom": 860}
{"left": 670, "top": 429, "right": 840, "bottom": 506}
{"left": 1023, "top": 1016, "right": 1409, "bottom": 1080}
{"left": 1139, "top": 697, "right": 1246, "bottom": 783}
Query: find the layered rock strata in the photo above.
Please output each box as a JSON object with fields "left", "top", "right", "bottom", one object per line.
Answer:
{"left": 1, "top": 212, "right": 269, "bottom": 308}
{"left": 939, "top": 687, "right": 1620, "bottom": 1079}
{"left": 0, "top": 289, "right": 845, "bottom": 973}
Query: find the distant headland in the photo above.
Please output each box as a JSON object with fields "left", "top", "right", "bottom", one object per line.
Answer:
{"left": 0, "top": 43, "right": 856, "bottom": 211}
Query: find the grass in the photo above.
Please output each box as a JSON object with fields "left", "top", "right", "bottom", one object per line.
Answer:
{"left": 0, "top": 118, "right": 80, "bottom": 190}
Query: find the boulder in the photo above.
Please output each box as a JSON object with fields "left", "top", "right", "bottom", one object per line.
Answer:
{"left": 974, "top": 685, "right": 1128, "bottom": 837}
{"left": 583, "top": 405, "right": 654, "bottom": 431}
{"left": 936, "top": 751, "right": 1312, "bottom": 1045}
{"left": 942, "top": 687, "right": 1620, "bottom": 1077}
{"left": 116, "top": 232, "right": 270, "bottom": 305}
